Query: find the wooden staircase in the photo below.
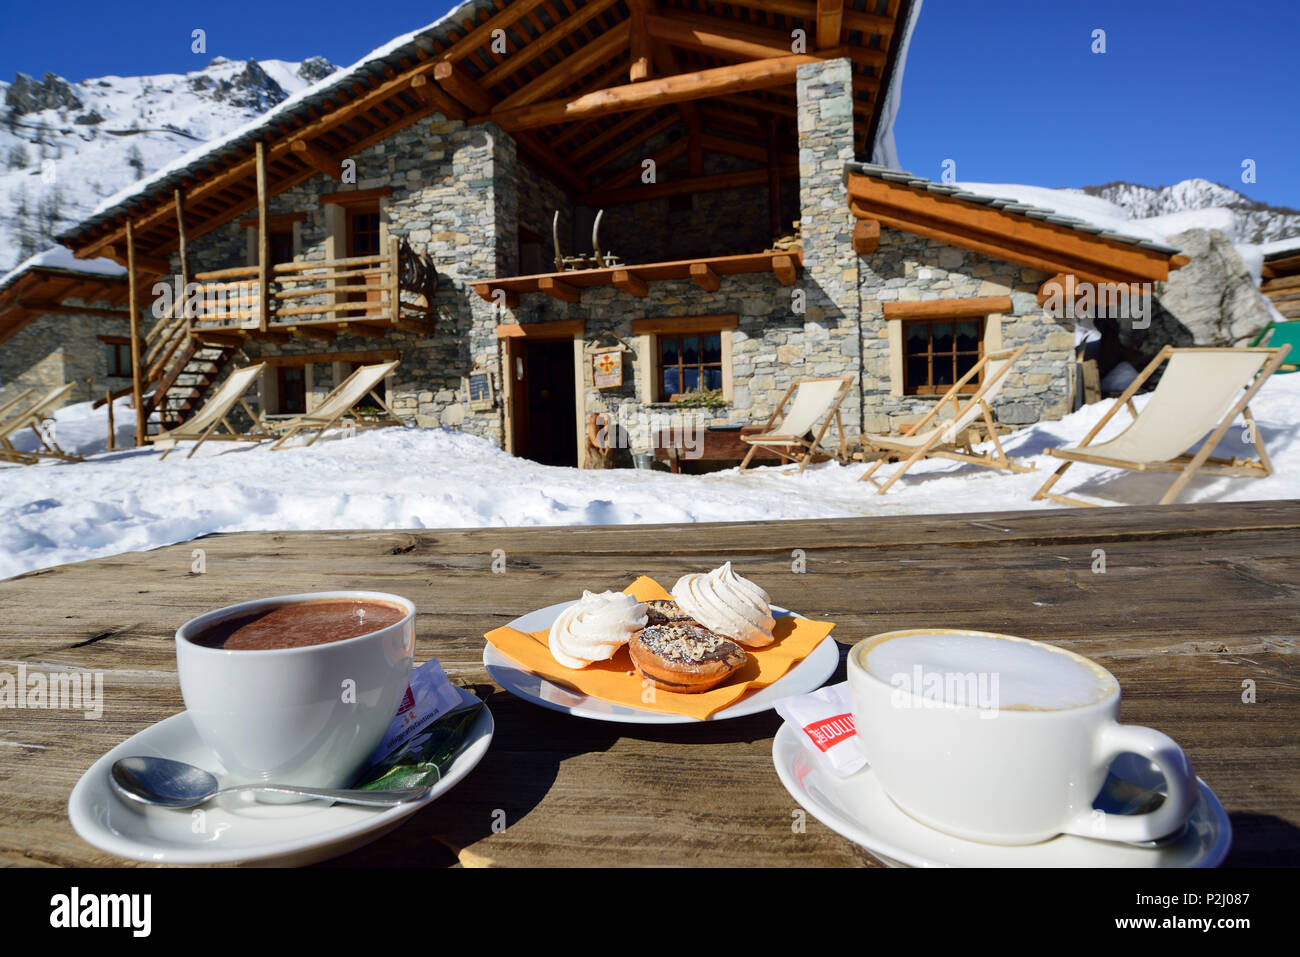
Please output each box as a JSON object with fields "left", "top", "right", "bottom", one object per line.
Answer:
{"left": 139, "top": 306, "right": 239, "bottom": 433}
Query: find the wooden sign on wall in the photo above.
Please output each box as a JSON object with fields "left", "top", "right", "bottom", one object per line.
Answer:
{"left": 591, "top": 350, "right": 622, "bottom": 388}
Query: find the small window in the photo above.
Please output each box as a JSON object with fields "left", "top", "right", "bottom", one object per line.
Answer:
{"left": 657, "top": 331, "right": 723, "bottom": 401}
{"left": 903, "top": 318, "right": 984, "bottom": 395}
{"left": 348, "top": 208, "right": 381, "bottom": 257}
{"left": 106, "top": 341, "right": 132, "bottom": 377}
{"left": 275, "top": 366, "right": 306, "bottom": 415}
{"left": 269, "top": 229, "right": 295, "bottom": 266}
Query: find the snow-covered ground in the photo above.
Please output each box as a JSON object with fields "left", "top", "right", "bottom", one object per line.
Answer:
{"left": 2, "top": 373, "right": 1298, "bottom": 581}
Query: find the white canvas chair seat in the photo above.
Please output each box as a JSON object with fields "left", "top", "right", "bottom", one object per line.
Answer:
{"left": 859, "top": 347, "right": 1031, "bottom": 494}
{"left": 270, "top": 360, "right": 404, "bottom": 450}
{"left": 153, "top": 363, "right": 270, "bottom": 460}
{"left": 0, "top": 382, "right": 79, "bottom": 464}
{"left": 1034, "top": 345, "right": 1291, "bottom": 507}
{"left": 738, "top": 376, "right": 852, "bottom": 474}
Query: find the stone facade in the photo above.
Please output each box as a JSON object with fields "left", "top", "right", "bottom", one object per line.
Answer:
{"left": 73, "top": 55, "right": 1079, "bottom": 466}
{"left": 0, "top": 309, "right": 131, "bottom": 407}
{"left": 859, "top": 230, "right": 1076, "bottom": 432}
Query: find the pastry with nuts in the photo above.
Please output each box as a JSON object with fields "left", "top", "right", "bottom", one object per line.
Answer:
{"left": 628, "top": 621, "right": 748, "bottom": 694}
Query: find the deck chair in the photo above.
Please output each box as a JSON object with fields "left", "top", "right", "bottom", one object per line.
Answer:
{"left": 1249, "top": 321, "right": 1300, "bottom": 373}
{"left": 269, "top": 360, "right": 403, "bottom": 450}
{"left": 0, "top": 382, "right": 79, "bottom": 465}
{"left": 738, "top": 376, "right": 852, "bottom": 474}
{"left": 152, "top": 363, "right": 271, "bottom": 460}
{"left": 858, "top": 346, "right": 1032, "bottom": 494}
{"left": 1032, "top": 345, "right": 1292, "bottom": 507}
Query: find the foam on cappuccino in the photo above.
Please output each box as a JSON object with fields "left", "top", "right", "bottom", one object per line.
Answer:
{"left": 862, "top": 631, "right": 1115, "bottom": 711}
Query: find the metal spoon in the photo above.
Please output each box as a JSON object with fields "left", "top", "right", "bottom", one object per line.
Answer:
{"left": 110, "top": 756, "right": 428, "bottom": 809}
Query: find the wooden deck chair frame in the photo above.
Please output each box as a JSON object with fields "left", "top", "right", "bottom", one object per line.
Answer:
{"left": 0, "top": 382, "right": 80, "bottom": 465}
{"left": 738, "top": 376, "right": 853, "bottom": 474}
{"left": 1032, "top": 344, "right": 1292, "bottom": 507}
{"left": 269, "top": 360, "right": 405, "bottom": 450}
{"left": 858, "top": 346, "right": 1032, "bottom": 494}
{"left": 153, "top": 363, "right": 273, "bottom": 461}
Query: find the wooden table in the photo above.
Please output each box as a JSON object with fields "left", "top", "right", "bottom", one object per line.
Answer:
{"left": 653, "top": 425, "right": 783, "bottom": 472}
{"left": 1, "top": 501, "right": 1297, "bottom": 867}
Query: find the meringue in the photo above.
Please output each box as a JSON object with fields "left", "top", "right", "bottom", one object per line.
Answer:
{"left": 548, "top": 590, "right": 648, "bottom": 669}
{"left": 671, "top": 562, "right": 775, "bottom": 647}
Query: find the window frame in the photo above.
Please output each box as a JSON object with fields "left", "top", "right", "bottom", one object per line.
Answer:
{"left": 901, "top": 316, "right": 986, "bottom": 397}
{"left": 631, "top": 315, "right": 738, "bottom": 405}
{"left": 655, "top": 331, "right": 725, "bottom": 401}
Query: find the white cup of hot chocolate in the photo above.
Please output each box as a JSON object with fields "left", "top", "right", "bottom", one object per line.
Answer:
{"left": 175, "top": 591, "right": 416, "bottom": 787}
{"left": 846, "top": 628, "right": 1198, "bottom": 846}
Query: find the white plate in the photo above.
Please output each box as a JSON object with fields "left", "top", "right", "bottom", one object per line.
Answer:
{"left": 484, "top": 600, "right": 838, "bottom": 723}
{"left": 67, "top": 687, "right": 493, "bottom": 866}
{"left": 772, "top": 721, "right": 1231, "bottom": 867}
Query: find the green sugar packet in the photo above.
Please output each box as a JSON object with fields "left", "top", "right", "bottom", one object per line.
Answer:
{"left": 353, "top": 699, "right": 484, "bottom": 790}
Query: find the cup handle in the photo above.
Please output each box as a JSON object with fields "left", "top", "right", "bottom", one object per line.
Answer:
{"left": 1061, "top": 723, "right": 1198, "bottom": 844}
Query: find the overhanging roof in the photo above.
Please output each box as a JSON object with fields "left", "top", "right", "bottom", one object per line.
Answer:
{"left": 0, "top": 249, "right": 130, "bottom": 346}
{"left": 846, "top": 162, "right": 1188, "bottom": 285}
{"left": 59, "top": 0, "right": 915, "bottom": 269}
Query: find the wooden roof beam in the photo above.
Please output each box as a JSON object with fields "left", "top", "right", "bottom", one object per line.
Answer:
{"left": 494, "top": 21, "right": 632, "bottom": 112}
{"left": 290, "top": 140, "right": 343, "bottom": 180}
{"left": 479, "top": 0, "right": 624, "bottom": 90}
{"left": 76, "top": 66, "right": 465, "bottom": 260}
{"left": 629, "top": 0, "right": 652, "bottom": 82}
{"left": 487, "top": 51, "right": 840, "bottom": 132}
{"left": 438, "top": 0, "right": 547, "bottom": 63}
{"left": 644, "top": 12, "right": 805, "bottom": 61}
{"left": 817, "top": 0, "right": 846, "bottom": 49}
{"left": 434, "top": 61, "right": 494, "bottom": 114}
{"left": 848, "top": 174, "right": 1176, "bottom": 281}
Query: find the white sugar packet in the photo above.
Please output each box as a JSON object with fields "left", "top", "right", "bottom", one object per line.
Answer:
{"left": 365, "top": 657, "right": 462, "bottom": 765}
{"left": 774, "top": 682, "right": 869, "bottom": 777}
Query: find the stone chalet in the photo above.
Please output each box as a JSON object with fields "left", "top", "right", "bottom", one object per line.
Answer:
{"left": 11, "top": 0, "right": 1189, "bottom": 467}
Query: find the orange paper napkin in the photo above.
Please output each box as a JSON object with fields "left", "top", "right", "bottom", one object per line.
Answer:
{"left": 483, "top": 576, "right": 836, "bottom": 720}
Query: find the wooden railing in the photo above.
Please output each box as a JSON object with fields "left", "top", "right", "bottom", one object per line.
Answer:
{"left": 188, "top": 238, "right": 436, "bottom": 333}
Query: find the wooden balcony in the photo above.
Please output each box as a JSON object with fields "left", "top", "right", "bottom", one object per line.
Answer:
{"left": 187, "top": 237, "right": 437, "bottom": 345}
{"left": 470, "top": 250, "right": 802, "bottom": 307}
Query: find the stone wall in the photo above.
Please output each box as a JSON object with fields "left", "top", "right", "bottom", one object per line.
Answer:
{"left": 789, "top": 58, "right": 861, "bottom": 446}
{"left": 176, "top": 113, "right": 535, "bottom": 446}
{"left": 858, "top": 229, "right": 1076, "bottom": 431}
{"left": 0, "top": 309, "right": 131, "bottom": 407}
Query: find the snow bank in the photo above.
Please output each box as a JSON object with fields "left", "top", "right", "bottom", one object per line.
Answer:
{"left": 3, "top": 372, "right": 1299, "bottom": 581}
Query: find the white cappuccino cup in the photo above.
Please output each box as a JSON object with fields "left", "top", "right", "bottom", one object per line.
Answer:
{"left": 847, "top": 629, "right": 1198, "bottom": 845}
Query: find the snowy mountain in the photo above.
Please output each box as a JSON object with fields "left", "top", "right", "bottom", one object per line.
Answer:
{"left": 0, "top": 55, "right": 337, "bottom": 271}
{"left": 1074, "top": 179, "right": 1300, "bottom": 246}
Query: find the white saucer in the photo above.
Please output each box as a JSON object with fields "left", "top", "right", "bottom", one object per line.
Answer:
{"left": 484, "top": 600, "right": 838, "bottom": 723}
{"left": 67, "top": 687, "right": 493, "bottom": 866}
{"left": 772, "top": 722, "right": 1231, "bottom": 867}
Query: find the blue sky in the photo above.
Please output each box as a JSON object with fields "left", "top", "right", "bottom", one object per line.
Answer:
{"left": 3, "top": 0, "right": 1297, "bottom": 207}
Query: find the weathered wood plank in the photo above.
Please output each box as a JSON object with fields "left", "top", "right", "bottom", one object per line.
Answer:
{"left": 1, "top": 501, "right": 1296, "bottom": 866}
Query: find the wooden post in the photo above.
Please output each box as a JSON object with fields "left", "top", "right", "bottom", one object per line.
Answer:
{"left": 767, "top": 117, "right": 782, "bottom": 238}
{"left": 629, "top": 0, "right": 651, "bottom": 81}
{"left": 106, "top": 390, "right": 115, "bottom": 451}
{"left": 174, "top": 188, "right": 190, "bottom": 337}
{"left": 388, "top": 236, "right": 401, "bottom": 324}
{"left": 126, "top": 220, "right": 146, "bottom": 446}
{"left": 256, "top": 141, "right": 270, "bottom": 333}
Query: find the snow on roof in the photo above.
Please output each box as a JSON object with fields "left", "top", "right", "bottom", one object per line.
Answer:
{"left": 59, "top": 0, "right": 480, "bottom": 243}
{"left": 1261, "top": 235, "right": 1300, "bottom": 260}
{"left": 845, "top": 163, "right": 1181, "bottom": 254}
{"left": 0, "top": 245, "right": 126, "bottom": 295}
